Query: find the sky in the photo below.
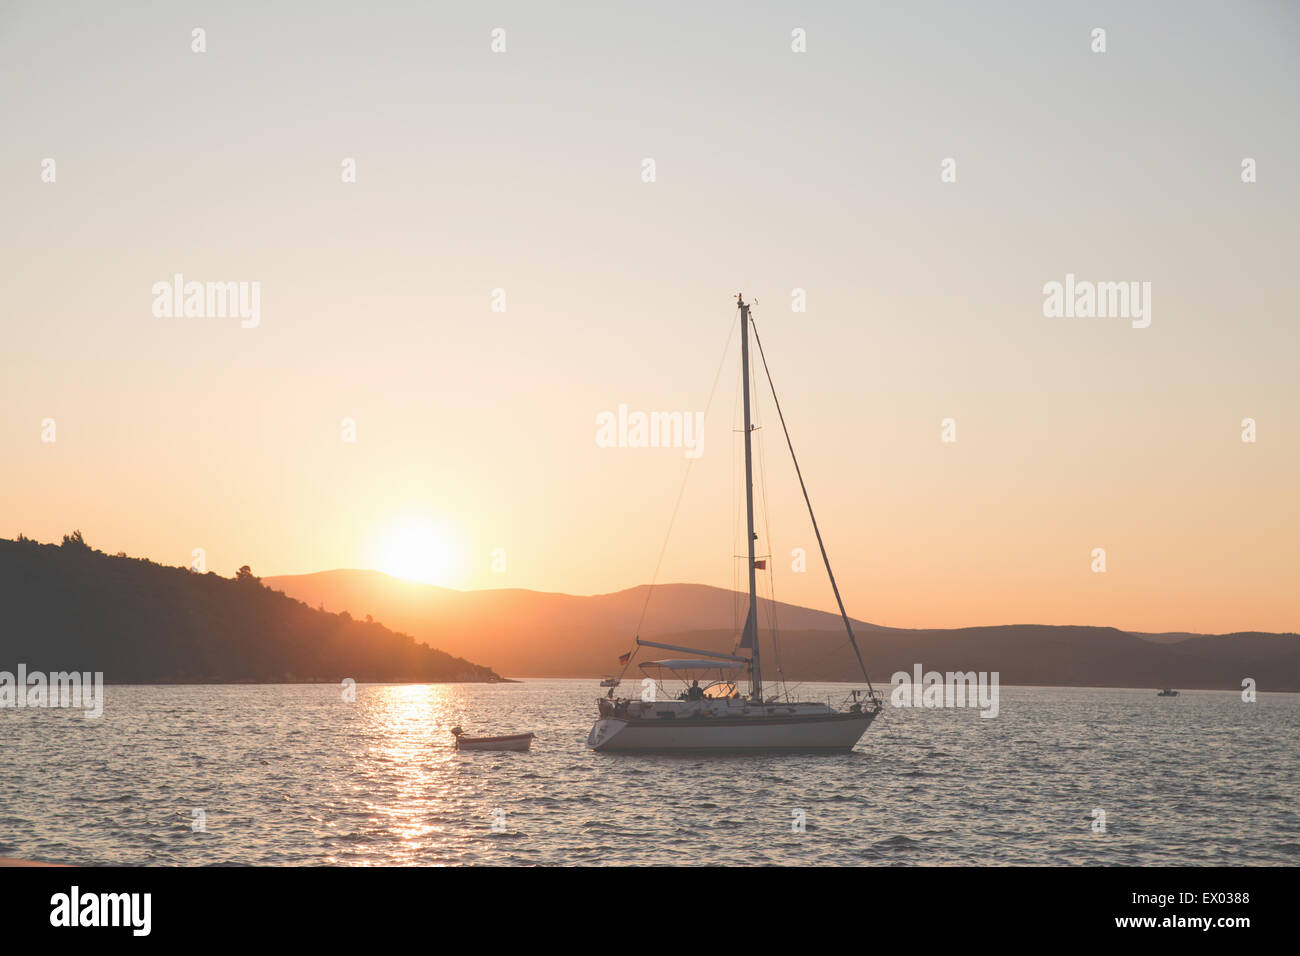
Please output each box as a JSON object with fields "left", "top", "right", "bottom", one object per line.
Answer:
{"left": 2, "top": 1, "right": 1297, "bottom": 633}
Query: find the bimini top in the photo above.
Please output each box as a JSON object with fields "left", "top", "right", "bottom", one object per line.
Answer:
{"left": 639, "top": 659, "right": 745, "bottom": 671}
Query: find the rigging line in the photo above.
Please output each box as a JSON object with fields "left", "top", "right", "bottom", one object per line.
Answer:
{"left": 780, "top": 638, "right": 853, "bottom": 699}
{"left": 729, "top": 362, "right": 750, "bottom": 657}
{"left": 731, "top": 360, "right": 741, "bottom": 641}
{"left": 751, "top": 342, "right": 785, "bottom": 698}
{"left": 749, "top": 317, "right": 876, "bottom": 696}
{"left": 627, "top": 309, "right": 740, "bottom": 665}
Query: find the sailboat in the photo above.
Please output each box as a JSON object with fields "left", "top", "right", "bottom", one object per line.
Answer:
{"left": 586, "top": 295, "right": 884, "bottom": 752}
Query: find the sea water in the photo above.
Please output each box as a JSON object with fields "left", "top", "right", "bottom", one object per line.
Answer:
{"left": 2, "top": 681, "right": 1295, "bottom": 865}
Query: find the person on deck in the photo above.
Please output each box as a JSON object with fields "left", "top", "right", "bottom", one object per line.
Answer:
{"left": 686, "top": 679, "right": 704, "bottom": 701}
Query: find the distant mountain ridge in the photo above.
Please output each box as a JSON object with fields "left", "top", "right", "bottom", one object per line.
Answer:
{"left": 263, "top": 569, "right": 1300, "bottom": 691}
{"left": 0, "top": 537, "right": 501, "bottom": 683}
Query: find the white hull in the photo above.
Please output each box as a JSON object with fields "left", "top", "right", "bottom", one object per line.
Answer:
{"left": 587, "top": 708, "right": 877, "bottom": 752}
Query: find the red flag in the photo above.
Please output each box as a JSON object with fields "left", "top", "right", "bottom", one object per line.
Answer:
{"left": 618, "top": 651, "right": 631, "bottom": 665}
{"left": 753, "top": 559, "right": 766, "bottom": 570}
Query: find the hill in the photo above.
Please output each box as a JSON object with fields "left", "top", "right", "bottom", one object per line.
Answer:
{"left": 263, "top": 569, "right": 1300, "bottom": 691}
{"left": 263, "top": 569, "right": 888, "bottom": 676}
{"left": 0, "top": 535, "right": 500, "bottom": 683}
{"left": 649, "top": 627, "right": 1299, "bottom": 691}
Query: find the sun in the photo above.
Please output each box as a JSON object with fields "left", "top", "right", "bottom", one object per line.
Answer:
{"left": 373, "top": 519, "right": 457, "bottom": 586}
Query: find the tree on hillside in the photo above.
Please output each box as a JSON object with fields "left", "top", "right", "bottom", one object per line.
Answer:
{"left": 236, "top": 565, "right": 261, "bottom": 584}
{"left": 61, "top": 530, "right": 90, "bottom": 550}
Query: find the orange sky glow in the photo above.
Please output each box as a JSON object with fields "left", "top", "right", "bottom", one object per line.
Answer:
{"left": 2, "top": 3, "right": 1297, "bottom": 634}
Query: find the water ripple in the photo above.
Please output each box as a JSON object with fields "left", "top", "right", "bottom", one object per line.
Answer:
{"left": 2, "top": 681, "right": 1296, "bottom": 865}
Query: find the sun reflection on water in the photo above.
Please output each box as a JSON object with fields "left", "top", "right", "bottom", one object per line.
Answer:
{"left": 348, "top": 684, "right": 468, "bottom": 863}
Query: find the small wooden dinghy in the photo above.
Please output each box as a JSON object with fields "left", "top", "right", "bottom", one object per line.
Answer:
{"left": 451, "top": 726, "right": 535, "bottom": 752}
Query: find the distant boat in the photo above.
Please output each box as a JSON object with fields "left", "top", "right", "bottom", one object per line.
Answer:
{"left": 587, "top": 295, "right": 884, "bottom": 752}
{"left": 1157, "top": 688, "right": 1179, "bottom": 697}
{"left": 599, "top": 676, "right": 620, "bottom": 688}
{"left": 451, "top": 726, "right": 535, "bottom": 751}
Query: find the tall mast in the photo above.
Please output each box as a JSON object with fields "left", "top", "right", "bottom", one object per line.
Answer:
{"left": 737, "top": 294, "right": 762, "bottom": 701}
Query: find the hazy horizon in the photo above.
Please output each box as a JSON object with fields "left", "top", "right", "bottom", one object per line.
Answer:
{"left": 3, "top": 1, "right": 1298, "bottom": 634}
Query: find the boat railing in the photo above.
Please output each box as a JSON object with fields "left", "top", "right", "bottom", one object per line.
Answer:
{"left": 835, "top": 688, "right": 886, "bottom": 713}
